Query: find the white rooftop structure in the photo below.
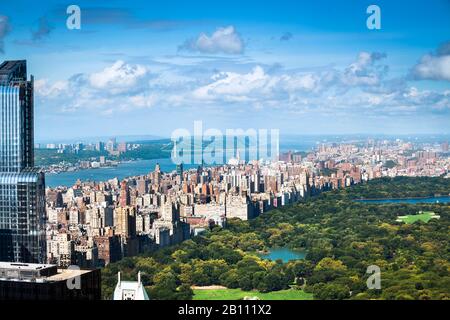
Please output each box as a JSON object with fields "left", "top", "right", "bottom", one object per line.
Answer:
{"left": 0, "top": 262, "right": 89, "bottom": 282}
{"left": 113, "top": 271, "right": 149, "bottom": 300}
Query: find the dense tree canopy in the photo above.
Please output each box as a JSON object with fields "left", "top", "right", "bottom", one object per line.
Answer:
{"left": 102, "top": 177, "right": 450, "bottom": 300}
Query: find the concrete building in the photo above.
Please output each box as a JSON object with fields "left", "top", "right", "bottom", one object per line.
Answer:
{"left": 113, "top": 271, "right": 149, "bottom": 300}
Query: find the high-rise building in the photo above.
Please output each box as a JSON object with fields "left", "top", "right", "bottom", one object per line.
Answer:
{"left": 119, "top": 180, "right": 130, "bottom": 207}
{"left": 176, "top": 163, "right": 184, "bottom": 181}
{"left": 0, "top": 60, "right": 46, "bottom": 263}
{"left": 95, "top": 141, "right": 105, "bottom": 152}
{"left": 106, "top": 138, "right": 116, "bottom": 152}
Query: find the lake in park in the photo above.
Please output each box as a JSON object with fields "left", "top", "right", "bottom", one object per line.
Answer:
{"left": 355, "top": 196, "right": 450, "bottom": 204}
{"left": 259, "top": 248, "right": 306, "bottom": 262}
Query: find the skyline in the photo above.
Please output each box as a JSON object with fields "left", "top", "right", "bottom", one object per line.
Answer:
{"left": 0, "top": 0, "right": 449, "bottom": 140}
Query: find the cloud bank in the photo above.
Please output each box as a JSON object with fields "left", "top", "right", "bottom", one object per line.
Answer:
{"left": 34, "top": 50, "right": 450, "bottom": 120}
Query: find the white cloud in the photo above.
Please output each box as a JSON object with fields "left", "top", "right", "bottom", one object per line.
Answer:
{"left": 341, "top": 52, "right": 387, "bottom": 86}
{"left": 412, "top": 54, "right": 450, "bottom": 81}
{"left": 129, "top": 94, "right": 158, "bottom": 108}
{"left": 411, "top": 42, "right": 450, "bottom": 81}
{"left": 34, "top": 52, "right": 450, "bottom": 119}
{"left": 89, "top": 60, "right": 148, "bottom": 91}
{"left": 34, "top": 79, "right": 68, "bottom": 98}
{"left": 180, "top": 26, "right": 245, "bottom": 54}
{"left": 192, "top": 66, "right": 325, "bottom": 103}
{"left": 193, "top": 66, "right": 268, "bottom": 100}
{"left": 35, "top": 61, "right": 153, "bottom": 114}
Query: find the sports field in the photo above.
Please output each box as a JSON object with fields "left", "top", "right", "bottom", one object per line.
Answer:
{"left": 396, "top": 211, "right": 440, "bottom": 224}
{"left": 193, "top": 288, "right": 313, "bottom": 300}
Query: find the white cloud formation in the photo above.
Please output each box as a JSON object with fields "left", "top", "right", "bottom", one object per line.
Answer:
{"left": 412, "top": 55, "right": 450, "bottom": 81}
{"left": 34, "top": 53, "right": 450, "bottom": 119}
{"left": 89, "top": 60, "right": 148, "bottom": 92}
{"left": 180, "top": 26, "right": 245, "bottom": 54}
{"left": 341, "top": 52, "right": 387, "bottom": 86}
{"left": 192, "top": 66, "right": 327, "bottom": 103}
{"left": 193, "top": 66, "right": 269, "bottom": 100}
{"left": 412, "top": 42, "right": 450, "bottom": 81}
{"left": 129, "top": 94, "right": 158, "bottom": 109}
{"left": 35, "top": 61, "right": 154, "bottom": 113}
{"left": 190, "top": 52, "right": 387, "bottom": 104}
{"left": 34, "top": 79, "right": 68, "bottom": 98}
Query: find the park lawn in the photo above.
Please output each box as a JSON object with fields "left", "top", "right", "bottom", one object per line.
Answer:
{"left": 397, "top": 211, "right": 440, "bottom": 224}
{"left": 193, "top": 288, "right": 313, "bottom": 300}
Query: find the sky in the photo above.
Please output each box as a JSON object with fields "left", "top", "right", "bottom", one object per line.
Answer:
{"left": 0, "top": 0, "right": 449, "bottom": 142}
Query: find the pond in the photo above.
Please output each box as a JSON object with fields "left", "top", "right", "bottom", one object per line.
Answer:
{"left": 259, "top": 248, "right": 306, "bottom": 262}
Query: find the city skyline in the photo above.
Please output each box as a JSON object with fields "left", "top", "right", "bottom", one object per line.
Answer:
{"left": 0, "top": 1, "right": 449, "bottom": 303}
{"left": 0, "top": 0, "right": 449, "bottom": 141}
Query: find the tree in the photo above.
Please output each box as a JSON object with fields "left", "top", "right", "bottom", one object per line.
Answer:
{"left": 312, "top": 283, "right": 350, "bottom": 300}
{"left": 219, "top": 269, "right": 240, "bottom": 288}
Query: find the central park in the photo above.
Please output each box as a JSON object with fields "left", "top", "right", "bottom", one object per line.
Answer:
{"left": 101, "top": 177, "right": 450, "bottom": 300}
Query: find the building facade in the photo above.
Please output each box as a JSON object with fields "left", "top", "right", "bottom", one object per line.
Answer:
{"left": 0, "top": 60, "right": 46, "bottom": 263}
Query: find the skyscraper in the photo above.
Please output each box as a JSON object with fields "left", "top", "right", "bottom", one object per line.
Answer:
{"left": 0, "top": 60, "right": 46, "bottom": 263}
{"left": 176, "top": 163, "right": 184, "bottom": 181}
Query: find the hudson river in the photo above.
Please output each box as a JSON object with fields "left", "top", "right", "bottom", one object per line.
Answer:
{"left": 45, "top": 158, "right": 197, "bottom": 188}
{"left": 44, "top": 139, "right": 321, "bottom": 187}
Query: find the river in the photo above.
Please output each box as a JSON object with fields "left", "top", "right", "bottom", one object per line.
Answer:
{"left": 355, "top": 196, "right": 450, "bottom": 204}
{"left": 45, "top": 158, "right": 197, "bottom": 188}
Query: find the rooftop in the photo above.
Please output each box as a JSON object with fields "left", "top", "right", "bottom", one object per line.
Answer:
{"left": 0, "top": 262, "right": 91, "bottom": 282}
{"left": 0, "top": 60, "right": 27, "bottom": 84}
{"left": 0, "top": 261, "right": 55, "bottom": 271}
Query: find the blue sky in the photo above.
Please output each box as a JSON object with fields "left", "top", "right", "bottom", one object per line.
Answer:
{"left": 0, "top": 0, "right": 449, "bottom": 141}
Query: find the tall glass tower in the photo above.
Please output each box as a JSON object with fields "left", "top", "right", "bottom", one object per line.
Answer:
{"left": 0, "top": 60, "right": 46, "bottom": 263}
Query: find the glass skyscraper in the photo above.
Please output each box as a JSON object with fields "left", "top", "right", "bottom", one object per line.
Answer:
{"left": 0, "top": 60, "right": 46, "bottom": 263}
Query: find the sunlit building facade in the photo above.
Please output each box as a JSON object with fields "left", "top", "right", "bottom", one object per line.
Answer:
{"left": 0, "top": 60, "right": 46, "bottom": 263}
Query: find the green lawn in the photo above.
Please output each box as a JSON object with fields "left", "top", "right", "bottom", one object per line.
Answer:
{"left": 396, "top": 211, "right": 440, "bottom": 224}
{"left": 193, "top": 288, "right": 313, "bottom": 300}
